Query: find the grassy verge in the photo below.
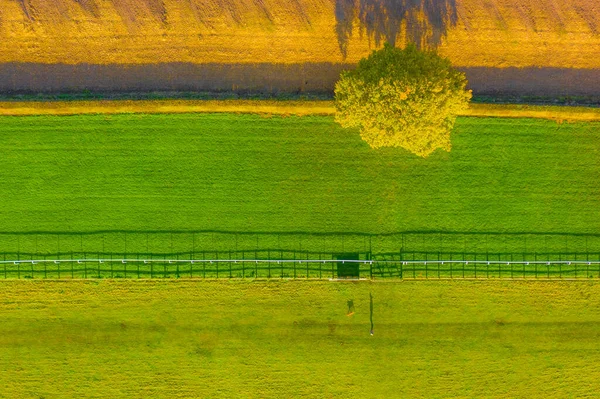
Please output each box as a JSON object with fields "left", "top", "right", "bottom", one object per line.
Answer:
{"left": 1, "top": 279, "right": 599, "bottom": 398}
{"left": 464, "top": 103, "right": 600, "bottom": 122}
{"left": 0, "top": 100, "right": 334, "bottom": 116}
{"left": 1, "top": 99, "right": 600, "bottom": 121}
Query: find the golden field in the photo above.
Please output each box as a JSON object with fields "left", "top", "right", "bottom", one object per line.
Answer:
{"left": 0, "top": 0, "right": 599, "bottom": 68}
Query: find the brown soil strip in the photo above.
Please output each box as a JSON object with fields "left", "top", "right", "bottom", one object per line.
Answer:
{"left": 2, "top": 63, "right": 600, "bottom": 97}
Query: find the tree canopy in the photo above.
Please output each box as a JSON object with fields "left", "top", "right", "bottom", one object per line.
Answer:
{"left": 334, "top": 43, "right": 471, "bottom": 157}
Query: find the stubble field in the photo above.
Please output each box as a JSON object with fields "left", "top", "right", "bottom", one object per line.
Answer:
{"left": 0, "top": 0, "right": 599, "bottom": 68}
{"left": 1, "top": 1, "right": 600, "bottom": 94}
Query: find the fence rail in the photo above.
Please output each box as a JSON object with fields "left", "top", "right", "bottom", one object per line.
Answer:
{"left": 2, "top": 258, "right": 600, "bottom": 280}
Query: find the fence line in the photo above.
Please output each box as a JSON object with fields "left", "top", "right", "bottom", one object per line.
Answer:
{"left": 3, "top": 259, "right": 600, "bottom": 265}
{"left": 2, "top": 257, "right": 600, "bottom": 280}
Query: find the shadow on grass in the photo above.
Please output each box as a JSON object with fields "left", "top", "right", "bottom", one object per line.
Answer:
{"left": 0, "top": 229, "right": 598, "bottom": 237}
{"left": 0, "top": 230, "right": 597, "bottom": 263}
{"left": 370, "top": 293, "right": 374, "bottom": 335}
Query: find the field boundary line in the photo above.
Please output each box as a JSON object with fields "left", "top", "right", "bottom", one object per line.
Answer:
{"left": 2, "top": 259, "right": 600, "bottom": 265}
{"left": 2, "top": 258, "right": 600, "bottom": 280}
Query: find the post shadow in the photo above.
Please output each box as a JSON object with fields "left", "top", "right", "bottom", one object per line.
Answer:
{"left": 369, "top": 292, "right": 374, "bottom": 335}
{"left": 347, "top": 299, "right": 355, "bottom": 315}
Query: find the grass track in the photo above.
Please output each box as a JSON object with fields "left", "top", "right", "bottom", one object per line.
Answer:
{"left": 2, "top": 100, "right": 600, "bottom": 122}
{"left": 1, "top": 280, "right": 600, "bottom": 398}
{"left": 0, "top": 113, "right": 599, "bottom": 262}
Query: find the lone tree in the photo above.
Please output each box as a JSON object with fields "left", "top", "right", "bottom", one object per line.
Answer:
{"left": 335, "top": 43, "right": 471, "bottom": 157}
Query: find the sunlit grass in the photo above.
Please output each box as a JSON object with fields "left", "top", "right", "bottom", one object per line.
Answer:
{"left": 0, "top": 113, "right": 598, "bottom": 260}
{"left": 1, "top": 279, "right": 599, "bottom": 398}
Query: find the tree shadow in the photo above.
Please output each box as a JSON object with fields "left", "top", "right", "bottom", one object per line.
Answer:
{"left": 335, "top": 0, "right": 458, "bottom": 58}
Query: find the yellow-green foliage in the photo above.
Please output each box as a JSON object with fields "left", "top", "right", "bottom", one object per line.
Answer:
{"left": 335, "top": 43, "right": 472, "bottom": 157}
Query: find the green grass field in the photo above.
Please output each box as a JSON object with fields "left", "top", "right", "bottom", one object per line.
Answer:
{"left": 1, "top": 280, "right": 600, "bottom": 398}
{"left": 0, "top": 113, "right": 599, "bottom": 271}
{"left": 2, "top": 112, "right": 600, "bottom": 397}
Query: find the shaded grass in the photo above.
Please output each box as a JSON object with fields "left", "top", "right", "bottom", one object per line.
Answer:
{"left": 1, "top": 279, "right": 600, "bottom": 398}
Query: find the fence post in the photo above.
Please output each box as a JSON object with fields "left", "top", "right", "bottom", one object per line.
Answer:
{"left": 586, "top": 259, "right": 589, "bottom": 278}
{"left": 266, "top": 249, "right": 270, "bottom": 278}
{"left": 306, "top": 253, "right": 309, "bottom": 279}
{"left": 331, "top": 259, "right": 334, "bottom": 278}
{"left": 319, "top": 252, "right": 324, "bottom": 280}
